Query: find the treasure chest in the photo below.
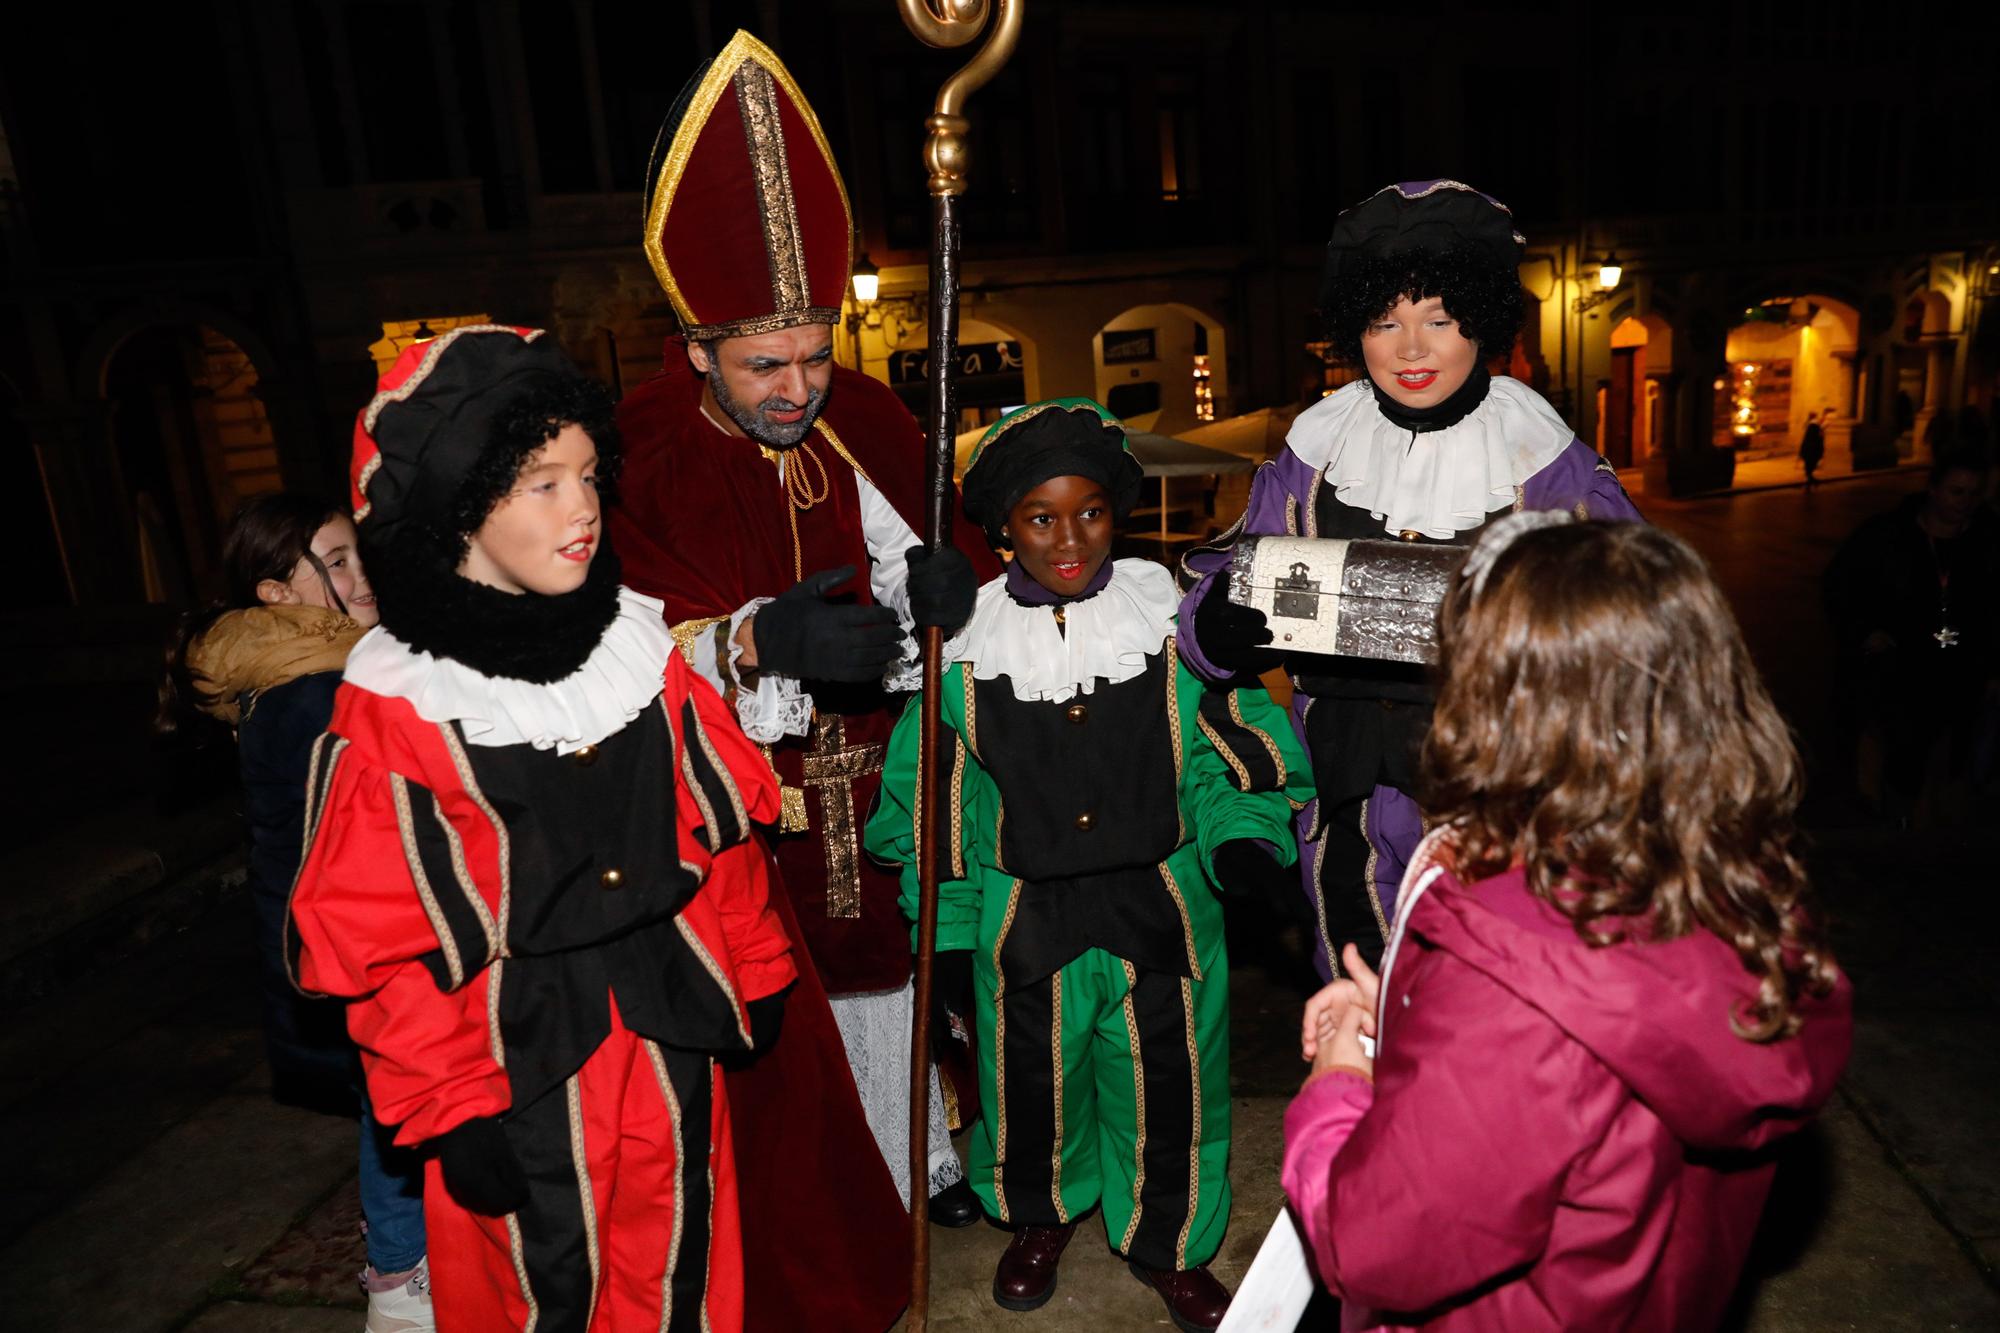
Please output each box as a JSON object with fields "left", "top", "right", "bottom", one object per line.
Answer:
{"left": 1226, "top": 535, "right": 1458, "bottom": 665}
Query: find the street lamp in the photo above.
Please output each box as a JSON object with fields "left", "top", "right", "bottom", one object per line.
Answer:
{"left": 852, "top": 253, "right": 880, "bottom": 304}
{"left": 1572, "top": 253, "right": 1626, "bottom": 314}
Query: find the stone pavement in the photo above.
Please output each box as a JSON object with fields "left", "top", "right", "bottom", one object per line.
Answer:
{"left": 3, "top": 472, "right": 1996, "bottom": 1331}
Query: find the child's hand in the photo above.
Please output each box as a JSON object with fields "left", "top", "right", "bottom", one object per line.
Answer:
{"left": 1300, "top": 978, "right": 1362, "bottom": 1062}
{"left": 1341, "top": 943, "right": 1381, "bottom": 1016}
{"left": 1308, "top": 999, "right": 1374, "bottom": 1084}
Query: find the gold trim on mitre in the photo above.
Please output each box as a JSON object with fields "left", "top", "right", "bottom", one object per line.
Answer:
{"left": 642, "top": 31, "right": 853, "bottom": 339}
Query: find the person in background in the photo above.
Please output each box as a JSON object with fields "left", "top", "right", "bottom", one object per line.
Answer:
{"left": 1800, "top": 409, "right": 1826, "bottom": 488}
{"left": 1825, "top": 447, "right": 1999, "bottom": 819}
{"left": 1284, "top": 516, "right": 1851, "bottom": 1331}
{"left": 162, "top": 494, "right": 431, "bottom": 1333}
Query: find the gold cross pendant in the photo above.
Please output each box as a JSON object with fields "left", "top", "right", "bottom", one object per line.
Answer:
{"left": 797, "top": 713, "right": 887, "bottom": 919}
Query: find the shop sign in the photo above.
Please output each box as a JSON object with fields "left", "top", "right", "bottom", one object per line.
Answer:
{"left": 889, "top": 340, "right": 1024, "bottom": 385}
{"left": 1102, "top": 328, "right": 1157, "bottom": 364}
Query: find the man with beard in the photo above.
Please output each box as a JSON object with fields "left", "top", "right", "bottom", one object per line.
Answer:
{"left": 609, "top": 31, "right": 995, "bottom": 1332}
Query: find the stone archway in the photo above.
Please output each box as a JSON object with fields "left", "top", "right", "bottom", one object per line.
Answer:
{"left": 1717, "top": 294, "right": 1862, "bottom": 466}
{"left": 80, "top": 303, "right": 289, "bottom": 601}
{"left": 1090, "top": 301, "right": 1228, "bottom": 436}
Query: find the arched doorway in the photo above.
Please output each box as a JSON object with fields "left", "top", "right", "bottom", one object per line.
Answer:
{"left": 98, "top": 322, "right": 283, "bottom": 602}
{"left": 1092, "top": 303, "right": 1228, "bottom": 436}
{"left": 1715, "top": 296, "right": 1860, "bottom": 464}
{"left": 1605, "top": 313, "right": 1672, "bottom": 469}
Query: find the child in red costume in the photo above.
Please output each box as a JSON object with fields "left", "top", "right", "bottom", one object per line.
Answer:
{"left": 288, "top": 326, "right": 796, "bottom": 1332}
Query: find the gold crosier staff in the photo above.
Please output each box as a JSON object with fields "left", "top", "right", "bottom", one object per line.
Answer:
{"left": 895, "top": 1, "right": 1023, "bottom": 1327}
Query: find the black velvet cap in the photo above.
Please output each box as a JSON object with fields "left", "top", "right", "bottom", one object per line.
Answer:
{"left": 961, "top": 399, "right": 1145, "bottom": 547}
{"left": 1319, "top": 180, "right": 1526, "bottom": 311}
{"left": 360, "top": 328, "right": 576, "bottom": 545}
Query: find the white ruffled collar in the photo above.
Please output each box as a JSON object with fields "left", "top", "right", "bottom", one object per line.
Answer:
{"left": 958, "top": 558, "right": 1178, "bottom": 704}
{"left": 1285, "top": 375, "right": 1573, "bottom": 539}
{"left": 343, "top": 586, "right": 671, "bottom": 754}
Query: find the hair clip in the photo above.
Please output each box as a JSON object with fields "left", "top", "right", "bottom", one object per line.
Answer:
{"left": 1460, "top": 509, "right": 1575, "bottom": 599}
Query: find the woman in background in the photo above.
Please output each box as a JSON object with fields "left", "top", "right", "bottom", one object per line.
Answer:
{"left": 163, "top": 493, "right": 430, "bottom": 1333}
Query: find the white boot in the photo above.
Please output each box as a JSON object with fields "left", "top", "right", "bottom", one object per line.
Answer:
{"left": 362, "top": 1256, "right": 435, "bottom": 1333}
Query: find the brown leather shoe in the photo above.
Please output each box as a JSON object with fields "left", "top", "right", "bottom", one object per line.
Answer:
{"left": 992, "top": 1223, "right": 1077, "bottom": 1312}
{"left": 1129, "top": 1260, "right": 1232, "bottom": 1333}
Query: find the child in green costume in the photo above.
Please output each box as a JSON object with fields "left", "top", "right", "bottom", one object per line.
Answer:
{"left": 864, "top": 399, "right": 1311, "bottom": 1332}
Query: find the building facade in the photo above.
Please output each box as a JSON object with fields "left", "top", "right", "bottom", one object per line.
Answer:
{"left": 3, "top": 0, "right": 1995, "bottom": 613}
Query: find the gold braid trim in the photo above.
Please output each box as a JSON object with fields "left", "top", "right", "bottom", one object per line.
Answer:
{"left": 990, "top": 877, "right": 1024, "bottom": 1223}
{"left": 759, "top": 438, "right": 832, "bottom": 583}
{"left": 670, "top": 616, "right": 728, "bottom": 667}
{"left": 646, "top": 1041, "right": 687, "bottom": 1332}
{"left": 566, "top": 1076, "right": 603, "bottom": 1326}
{"left": 1118, "top": 959, "right": 1148, "bottom": 1253}
{"left": 1050, "top": 972, "right": 1069, "bottom": 1223}
{"left": 389, "top": 774, "right": 462, "bottom": 990}
{"left": 1176, "top": 975, "right": 1202, "bottom": 1270}
{"left": 1165, "top": 637, "right": 1186, "bottom": 842}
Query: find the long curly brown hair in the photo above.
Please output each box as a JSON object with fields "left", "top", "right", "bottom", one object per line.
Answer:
{"left": 1420, "top": 521, "right": 1839, "bottom": 1041}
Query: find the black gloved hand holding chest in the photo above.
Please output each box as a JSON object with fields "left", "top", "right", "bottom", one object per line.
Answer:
{"left": 750, "top": 565, "right": 905, "bottom": 683}
{"left": 1193, "top": 579, "right": 1282, "bottom": 677}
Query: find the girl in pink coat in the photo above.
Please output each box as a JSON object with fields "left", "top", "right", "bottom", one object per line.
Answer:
{"left": 1281, "top": 515, "right": 1852, "bottom": 1331}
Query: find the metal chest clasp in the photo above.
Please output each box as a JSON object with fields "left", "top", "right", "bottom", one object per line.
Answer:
{"left": 1273, "top": 560, "right": 1321, "bottom": 620}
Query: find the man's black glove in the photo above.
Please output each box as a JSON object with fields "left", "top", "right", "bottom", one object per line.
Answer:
{"left": 904, "top": 545, "right": 978, "bottom": 631}
{"left": 1193, "top": 580, "right": 1282, "bottom": 676}
{"left": 751, "top": 565, "right": 904, "bottom": 682}
{"left": 435, "top": 1115, "right": 529, "bottom": 1217}
{"left": 1212, "top": 839, "right": 1301, "bottom": 915}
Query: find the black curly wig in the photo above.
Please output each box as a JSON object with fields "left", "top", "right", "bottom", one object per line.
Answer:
{"left": 1320, "top": 244, "right": 1524, "bottom": 364}
{"left": 439, "top": 374, "right": 623, "bottom": 555}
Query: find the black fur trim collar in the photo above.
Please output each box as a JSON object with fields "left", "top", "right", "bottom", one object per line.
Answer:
{"left": 366, "top": 531, "right": 625, "bottom": 683}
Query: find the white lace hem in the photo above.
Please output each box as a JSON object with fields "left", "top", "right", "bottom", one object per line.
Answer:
{"left": 828, "top": 983, "right": 961, "bottom": 1209}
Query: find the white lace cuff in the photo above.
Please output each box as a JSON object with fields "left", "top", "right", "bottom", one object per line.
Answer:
{"left": 715, "top": 598, "right": 813, "bottom": 743}
{"left": 882, "top": 623, "right": 971, "bottom": 694}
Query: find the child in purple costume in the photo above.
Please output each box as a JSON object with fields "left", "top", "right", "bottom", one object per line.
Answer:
{"left": 1177, "top": 181, "right": 1641, "bottom": 980}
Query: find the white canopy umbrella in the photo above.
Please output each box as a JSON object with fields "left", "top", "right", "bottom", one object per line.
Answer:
{"left": 1177, "top": 404, "right": 1301, "bottom": 463}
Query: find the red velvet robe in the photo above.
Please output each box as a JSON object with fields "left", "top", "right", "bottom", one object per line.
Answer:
{"left": 612, "top": 339, "right": 997, "bottom": 992}
{"left": 611, "top": 340, "right": 994, "bottom": 1333}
